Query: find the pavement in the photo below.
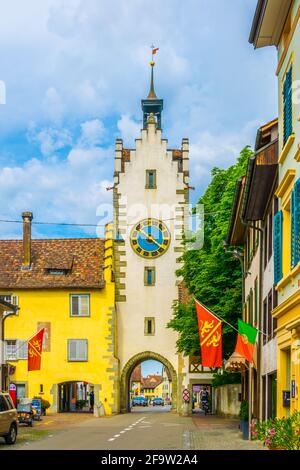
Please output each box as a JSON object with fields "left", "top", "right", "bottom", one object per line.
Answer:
{"left": 0, "top": 409, "right": 264, "bottom": 450}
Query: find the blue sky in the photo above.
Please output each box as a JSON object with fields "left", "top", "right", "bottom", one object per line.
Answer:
{"left": 141, "top": 360, "right": 163, "bottom": 377}
{"left": 0, "top": 0, "right": 277, "bottom": 239}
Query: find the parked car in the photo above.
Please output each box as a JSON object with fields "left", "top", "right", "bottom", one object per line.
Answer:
{"left": 0, "top": 392, "right": 18, "bottom": 444}
{"left": 152, "top": 397, "right": 164, "bottom": 406}
{"left": 131, "top": 396, "right": 148, "bottom": 407}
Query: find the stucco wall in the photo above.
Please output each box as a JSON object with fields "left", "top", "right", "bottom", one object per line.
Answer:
{"left": 215, "top": 384, "right": 241, "bottom": 418}
{"left": 114, "top": 121, "right": 189, "bottom": 412}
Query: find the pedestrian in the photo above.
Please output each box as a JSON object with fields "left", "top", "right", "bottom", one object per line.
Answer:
{"left": 89, "top": 390, "right": 94, "bottom": 413}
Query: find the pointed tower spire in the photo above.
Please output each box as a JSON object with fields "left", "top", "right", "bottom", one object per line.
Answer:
{"left": 147, "top": 61, "right": 157, "bottom": 99}
{"left": 141, "top": 46, "right": 163, "bottom": 129}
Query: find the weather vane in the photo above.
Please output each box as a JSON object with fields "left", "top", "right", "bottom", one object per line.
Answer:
{"left": 150, "top": 44, "right": 159, "bottom": 65}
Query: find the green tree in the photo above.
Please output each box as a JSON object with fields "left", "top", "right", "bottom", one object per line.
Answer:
{"left": 168, "top": 146, "right": 253, "bottom": 359}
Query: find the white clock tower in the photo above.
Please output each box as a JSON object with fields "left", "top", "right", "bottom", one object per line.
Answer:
{"left": 113, "top": 59, "right": 190, "bottom": 413}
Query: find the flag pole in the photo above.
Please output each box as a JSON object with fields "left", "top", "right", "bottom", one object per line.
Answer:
{"left": 194, "top": 298, "right": 268, "bottom": 338}
{"left": 11, "top": 328, "right": 45, "bottom": 357}
{"left": 194, "top": 298, "right": 239, "bottom": 333}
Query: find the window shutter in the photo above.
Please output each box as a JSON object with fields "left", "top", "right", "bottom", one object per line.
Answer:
{"left": 274, "top": 211, "right": 283, "bottom": 285}
{"left": 71, "top": 296, "right": 79, "bottom": 316}
{"left": 68, "top": 340, "right": 77, "bottom": 360}
{"left": 68, "top": 339, "right": 87, "bottom": 361}
{"left": 18, "top": 340, "right": 28, "bottom": 360}
{"left": 79, "top": 340, "right": 88, "bottom": 360}
{"left": 283, "top": 66, "right": 293, "bottom": 145}
{"left": 291, "top": 178, "right": 300, "bottom": 268}
{"left": 80, "top": 296, "right": 89, "bottom": 316}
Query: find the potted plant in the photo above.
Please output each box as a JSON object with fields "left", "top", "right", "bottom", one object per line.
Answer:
{"left": 251, "top": 411, "right": 300, "bottom": 450}
{"left": 239, "top": 400, "right": 249, "bottom": 440}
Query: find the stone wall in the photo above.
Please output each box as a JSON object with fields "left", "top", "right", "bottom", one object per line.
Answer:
{"left": 214, "top": 384, "right": 241, "bottom": 418}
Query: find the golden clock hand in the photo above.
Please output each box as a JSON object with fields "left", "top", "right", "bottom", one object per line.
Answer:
{"left": 138, "top": 228, "right": 165, "bottom": 250}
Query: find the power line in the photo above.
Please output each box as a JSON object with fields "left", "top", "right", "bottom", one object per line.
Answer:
{"left": 0, "top": 211, "right": 223, "bottom": 229}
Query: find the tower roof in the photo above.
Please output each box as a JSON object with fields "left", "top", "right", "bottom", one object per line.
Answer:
{"left": 147, "top": 61, "right": 158, "bottom": 99}
{"left": 141, "top": 57, "right": 163, "bottom": 129}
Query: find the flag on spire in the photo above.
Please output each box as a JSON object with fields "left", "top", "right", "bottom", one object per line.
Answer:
{"left": 152, "top": 47, "right": 159, "bottom": 55}
{"left": 195, "top": 300, "right": 223, "bottom": 368}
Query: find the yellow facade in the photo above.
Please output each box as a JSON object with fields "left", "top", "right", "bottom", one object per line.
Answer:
{"left": 1, "top": 231, "right": 118, "bottom": 416}
{"left": 271, "top": 0, "right": 300, "bottom": 417}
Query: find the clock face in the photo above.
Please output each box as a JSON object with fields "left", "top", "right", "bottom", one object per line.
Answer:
{"left": 130, "top": 218, "right": 171, "bottom": 259}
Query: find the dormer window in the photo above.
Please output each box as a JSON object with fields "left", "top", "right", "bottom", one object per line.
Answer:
{"left": 44, "top": 255, "right": 74, "bottom": 276}
{"left": 47, "top": 269, "right": 68, "bottom": 276}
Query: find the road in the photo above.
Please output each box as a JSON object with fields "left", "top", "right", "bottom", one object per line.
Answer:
{"left": 5, "top": 409, "right": 263, "bottom": 451}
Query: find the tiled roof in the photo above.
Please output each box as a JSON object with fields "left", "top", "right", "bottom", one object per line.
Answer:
{"left": 141, "top": 375, "right": 162, "bottom": 390}
{"left": 131, "top": 364, "right": 142, "bottom": 382}
{"left": 0, "top": 238, "right": 105, "bottom": 289}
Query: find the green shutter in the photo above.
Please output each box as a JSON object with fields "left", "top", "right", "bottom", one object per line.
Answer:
{"left": 291, "top": 179, "right": 300, "bottom": 268}
{"left": 274, "top": 211, "right": 283, "bottom": 285}
{"left": 283, "top": 65, "right": 293, "bottom": 146}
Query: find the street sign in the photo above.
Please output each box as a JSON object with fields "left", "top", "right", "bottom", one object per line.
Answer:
{"left": 182, "top": 389, "right": 190, "bottom": 403}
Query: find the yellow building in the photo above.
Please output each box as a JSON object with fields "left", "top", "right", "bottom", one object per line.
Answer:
{"left": 250, "top": 0, "right": 300, "bottom": 416}
{"left": 0, "top": 212, "right": 118, "bottom": 415}
{"left": 141, "top": 375, "right": 163, "bottom": 400}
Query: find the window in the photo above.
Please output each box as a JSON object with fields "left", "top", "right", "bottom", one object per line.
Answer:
{"left": 267, "top": 291, "right": 273, "bottom": 340}
{"left": 5, "top": 340, "right": 17, "bottom": 360}
{"left": 274, "top": 211, "right": 283, "bottom": 284}
{"left": 291, "top": 178, "right": 300, "bottom": 268}
{"left": 144, "top": 267, "right": 155, "bottom": 286}
{"left": 264, "top": 225, "right": 268, "bottom": 269}
{"left": 16, "top": 384, "right": 26, "bottom": 400}
{"left": 47, "top": 269, "right": 67, "bottom": 275}
{"left": 263, "top": 299, "right": 267, "bottom": 345}
{"left": 144, "top": 317, "right": 155, "bottom": 336}
{"left": 283, "top": 65, "right": 293, "bottom": 146}
{"left": 0, "top": 395, "right": 9, "bottom": 412}
{"left": 146, "top": 170, "right": 157, "bottom": 189}
{"left": 18, "top": 340, "right": 28, "bottom": 360}
{"left": 68, "top": 340, "right": 88, "bottom": 362}
{"left": 254, "top": 278, "right": 258, "bottom": 327}
{"left": 70, "top": 294, "right": 90, "bottom": 317}
{"left": 5, "top": 340, "right": 27, "bottom": 360}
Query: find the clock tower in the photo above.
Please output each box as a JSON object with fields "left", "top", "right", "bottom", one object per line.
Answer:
{"left": 113, "top": 60, "right": 189, "bottom": 413}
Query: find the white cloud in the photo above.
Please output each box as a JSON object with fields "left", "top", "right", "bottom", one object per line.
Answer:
{"left": 27, "top": 125, "right": 73, "bottom": 156}
{"left": 0, "top": 0, "right": 278, "bottom": 236}
{"left": 79, "top": 119, "right": 105, "bottom": 147}
{"left": 117, "top": 115, "right": 141, "bottom": 146}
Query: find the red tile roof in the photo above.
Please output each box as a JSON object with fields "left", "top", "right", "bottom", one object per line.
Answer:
{"left": 141, "top": 374, "right": 162, "bottom": 390}
{"left": 0, "top": 238, "right": 105, "bottom": 289}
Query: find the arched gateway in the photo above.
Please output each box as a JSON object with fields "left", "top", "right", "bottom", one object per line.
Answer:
{"left": 120, "top": 352, "right": 177, "bottom": 413}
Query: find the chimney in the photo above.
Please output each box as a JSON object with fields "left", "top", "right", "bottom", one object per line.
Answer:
{"left": 22, "top": 212, "right": 33, "bottom": 269}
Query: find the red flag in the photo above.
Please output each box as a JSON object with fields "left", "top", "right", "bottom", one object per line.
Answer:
{"left": 28, "top": 329, "right": 45, "bottom": 371}
{"left": 152, "top": 47, "right": 159, "bottom": 55}
{"left": 195, "top": 300, "right": 222, "bottom": 368}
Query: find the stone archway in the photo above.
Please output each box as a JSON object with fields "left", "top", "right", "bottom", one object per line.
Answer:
{"left": 120, "top": 351, "right": 177, "bottom": 413}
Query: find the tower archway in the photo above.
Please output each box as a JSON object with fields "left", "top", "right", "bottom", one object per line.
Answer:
{"left": 120, "top": 351, "right": 177, "bottom": 413}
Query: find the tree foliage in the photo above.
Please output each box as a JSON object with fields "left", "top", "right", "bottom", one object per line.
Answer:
{"left": 168, "top": 146, "right": 253, "bottom": 359}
